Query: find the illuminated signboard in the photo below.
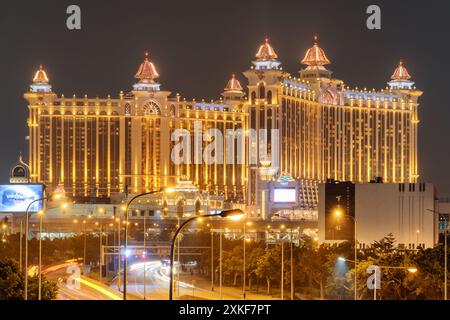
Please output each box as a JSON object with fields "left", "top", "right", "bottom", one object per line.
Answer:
{"left": 0, "top": 184, "right": 44, "bottom": 213}
{"left": 273, "top": 187, "right": 297, "bottom": 204}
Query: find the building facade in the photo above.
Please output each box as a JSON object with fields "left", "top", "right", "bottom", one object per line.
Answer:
{"left": 25, "top": 36, "right": 422, "bottom": 205}
{"left": 318, "top": 181, "right": 437, "bottom": 248}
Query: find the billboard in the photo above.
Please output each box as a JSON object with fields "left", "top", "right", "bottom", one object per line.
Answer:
{"left": 0, "top": 184, "right": 44, "bottom": 213}
{"left": 273, "top": 187, "right": 297, "bottom": 204}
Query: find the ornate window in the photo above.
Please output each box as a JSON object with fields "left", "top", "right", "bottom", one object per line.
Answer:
{"left": 169, "top": 104, "right": 176, "bottom": 117}
{"left": 251, "top": 91, "right": 256, "bottom": 104}
{"left": 124, "top": 103, "right": 131, "bottom": 116}
{"left": 258, "top": 83, "right": 265, "bottom": 99}
{"left": 143, "top": 101, "right": 161, "bottom": 115}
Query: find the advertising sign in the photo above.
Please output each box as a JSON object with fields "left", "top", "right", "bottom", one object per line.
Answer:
{"left": 273, "top": 187, "right": 297, "bottom": 204}
{"left": 0, "top": 184, "right": 44, "bottom": 213}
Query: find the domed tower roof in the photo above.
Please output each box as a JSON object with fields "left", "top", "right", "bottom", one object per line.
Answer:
{"left": 222, "top": 74, "right": 244, "bottom": 101}
{"left": 391, "top": 60, "right": 411, "bottom": 81}
{"left": 388, "top": 59, "right": 414, "bottom": 90}
{"left": 134, "top": 52, "right": 159, "bottom": 83}
{"left": 301, "top": 35, "right": 331, "bottom": 67}
{"left": 255, "top": 37, "right": 278, "bottom": 60}
{"left": 33, "top": 65, "right": 49, "bottom": 83}
{"left": 10, "top": 153, "right": 30, "bottom": 183}
{"left": 224, "top": 74, "right": 243, "bottom": 92}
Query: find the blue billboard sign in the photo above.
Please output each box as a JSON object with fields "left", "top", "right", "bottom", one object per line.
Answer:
{"left": 0, "top": 184, "right": 44, "bottom": 213}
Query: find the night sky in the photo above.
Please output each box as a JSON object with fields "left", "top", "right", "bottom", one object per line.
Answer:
{"left": 1, "top": 0, "right": 449, "bottom": 195}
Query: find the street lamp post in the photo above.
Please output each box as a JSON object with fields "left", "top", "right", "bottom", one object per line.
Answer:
{"left": 123, "top": 187, "right": 175, "bottom": 300}
{"left": 211, "top": 229, "right": 214, "bottom": 291}
{"left": 24, "top": 191, "right": 66, "bottom": 300}
{"left": 274, "top": 214, "right": 295, "bottom": 300}
{"left": 427, "top": 209, "right": 448, "bottom": 300}
{"left": 243, "top": 221, "right": 252, "bottom": 299}
{"left": 37, "top": 210, "right": 43, "bottom": 300}
{"left": 169, "top": 209, "right": 245, "bottom": 300}
{"left": 335, "top": 209, "right": 358, "bottom": 300}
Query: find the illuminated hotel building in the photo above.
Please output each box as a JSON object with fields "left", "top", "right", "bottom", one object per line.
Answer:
{"left": 25, "top": 36, "right": 422, "bottom": 204}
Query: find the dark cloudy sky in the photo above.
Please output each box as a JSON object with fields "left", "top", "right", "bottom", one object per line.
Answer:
{"left": 1, "top": 0, "right": 449, "bottom": 195}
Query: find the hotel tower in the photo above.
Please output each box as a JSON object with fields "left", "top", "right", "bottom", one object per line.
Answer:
{"left": 24, "top": 36, "right": 422, "bottom": 204}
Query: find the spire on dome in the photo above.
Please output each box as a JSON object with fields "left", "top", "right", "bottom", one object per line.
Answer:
{"left": 255, "top": 37, "right": 278, "bottom": 60}
{"left": 33, "top": 65, "right": 49, "bottom": 83}
{"left": 135, "top": 51, "right": 159, "bottom": 83}
{"left": 391, "top": 60, "right": 412, "bottom": 81}
{"left": 387, "top": 59, "right": 414, "bottom": 90}
{"left": 224, "top": 74, "right": 243, "bottom": 92}
{"left": 301, "top": 35, "right": 331, "bottom": 66}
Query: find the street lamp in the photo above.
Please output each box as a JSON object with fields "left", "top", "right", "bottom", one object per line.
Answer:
{"left": 426, "top": 209, "right": 448, "bottom": 300}
{"left": 169, "top": 209, "right": 245, "bottom": 300}
{"left": 243, "top": 220, "right": 252, "bottom": 299}
{"left": 123, "top": 186, "right": 175, "bottom": 300}
{"left": 37, "top": 210, "right": 43, "bottom": 300}
{"left": 24, "top": 189, "right": 67, "bottom": 300}
{"left": 273, "top": 213, "right": 296, "bottom": 300}
{"left": 334, "top": 209, "right": 358, "bottom": 300}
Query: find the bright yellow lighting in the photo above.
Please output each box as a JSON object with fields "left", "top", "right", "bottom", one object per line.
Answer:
{"left": 313, "top": 237, "right": 319, "bottom": 242}
{"left": 134, "top": 222, "right": 138, "bottom": 226}
{"left": 88, "top": 214, "right": 92, "bottom": 219}
{"left": 77, "top": 277, "right": 122, "bottom": 300}
{"left": 198, "top": 217, "right": 204, "bottom": 222}
{"left": 37, "top": 210, "right": 44, "bottom": 216}
{"left": 335, "top": 209, "right": 342, "bottom": 217}
{"left": 245, "top": 238, "right": 251, "bottom": 242}
{"left": 95, "top": 222, "right": 99, "bottom": 226}
{"left": 53, "top": 193, "right": 63, "bottom": 200}
{"left": 407, "top": 267, "right": 418, "bottom": 273}
{"left": 61, "top": 202, "right": 68, "bottom": 209}
{"left": 280, "top": 224, "right": 285, "bottom": 230}
{"left": 121, "top": 206, "right": 126, "bottom": 212}
{"left": 99, "top": 208, "right": 105, "bottom": 213}
{"left": 165, "top": 187, "right": 175, "bottom": 194}
{"left": 73, "top": 219, "right": 78, "bottom": 223}
{"left": 115, "top": 218, "right": 120, "bottom": 222}
{"left": 246, "top": 221, "right": 253, "bottom": 226}
{"left": 227, "top": 214, "right": 245, "bottom": 221}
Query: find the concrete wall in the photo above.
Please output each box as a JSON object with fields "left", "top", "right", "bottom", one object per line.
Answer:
{"left": 319, "top": 183, "right": 438, "bottom": 248}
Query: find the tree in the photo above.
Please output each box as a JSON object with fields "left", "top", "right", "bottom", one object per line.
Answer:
{"left": 255, "top": 245, "right": 281, "bottom": 295}
{"left": 27, "top": 275, "right": 58, "bottom": 300}
{"left": 222, "top": 246, "right": 243, "bottom": 286}
{"left": 0, "top": 258, "right": 24, "bottom": 299}
{"left": 0, "top": 258, "right": 58, "bottom": 300}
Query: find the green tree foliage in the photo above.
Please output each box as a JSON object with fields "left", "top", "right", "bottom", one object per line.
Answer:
{"left": 0, "top": 258, "right": 24, "bottom": 299}
{"left": 0, "top": 258, "right": 57, "bottom": 300}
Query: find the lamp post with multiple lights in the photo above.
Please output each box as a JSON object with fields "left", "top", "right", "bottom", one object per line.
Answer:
{"left": 168, "top": 209, "right": 245, "bottom": 300}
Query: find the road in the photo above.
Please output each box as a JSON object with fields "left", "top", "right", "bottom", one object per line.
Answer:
{"left": 113, "top": 260, "right": 276, "bottom": 300}
{"left": 44, "top": 261, "right": 122, "bottom": 300}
